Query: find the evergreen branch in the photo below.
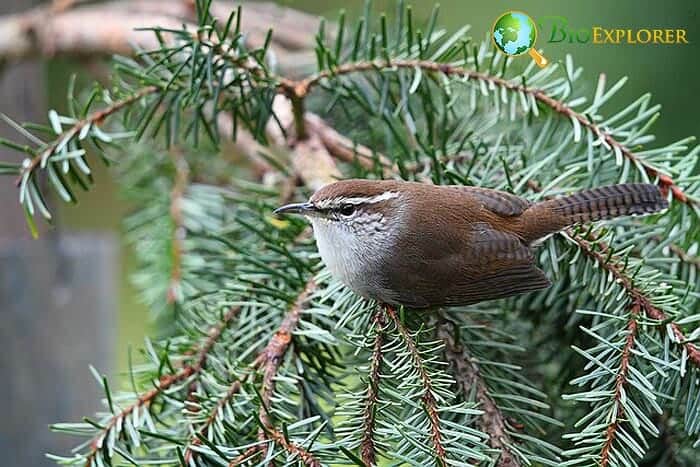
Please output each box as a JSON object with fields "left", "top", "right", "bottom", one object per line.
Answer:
{"left": 599, "top": 302, "right": 641, "bottom": 467}
{"left": 571, "top": 231, "right": 700, "bottom": 368}
{"left": 360, "top": 309, "right": 386, "bottom": 466}
{"left": 291, "top": 59, "right": 695, "bottom": 207}
{"left": 436, "top": 317, "right": 520, "bottom": 467}
{"left": 186, "top": 279, "right": 319, "bottom": 465}
{"left": 83, "top": 305, "right": 239, "bottom": 467}
{"left": 384, "top": 305, "right": 447, "bottom": 466}
{"left": 258, "top": 278, "right": 319, "bottom": 466}
{"left": 526, "top": 180, "right": 699, "bottom": 366}
{"left": 166, "top": 148, "right": 189, "bottom": 304}
{"left": 16, "top": 85, "right": 158, "bottom": 186}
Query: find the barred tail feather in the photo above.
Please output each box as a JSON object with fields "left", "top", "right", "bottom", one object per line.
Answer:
{"left": 521, "top": 183, "right": 668, "bottom": 242}
{"left": 547, "top": 183, "right": 668, "bottom": 223}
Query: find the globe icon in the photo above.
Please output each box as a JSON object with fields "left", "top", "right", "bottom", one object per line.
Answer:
{"left": 492, "top": 11, "right": 548, "bottom": 67}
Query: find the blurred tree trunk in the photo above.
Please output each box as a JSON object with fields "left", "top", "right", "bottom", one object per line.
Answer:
{"left": 0, "top": 3, "right": 116, "bottom": 465}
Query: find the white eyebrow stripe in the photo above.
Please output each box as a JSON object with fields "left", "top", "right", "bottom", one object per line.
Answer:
{"left": 314, "top": 191, "right": 400, "bottom": 209}
{"left": 343, "top": 191, "right": 400, "bottom": 205}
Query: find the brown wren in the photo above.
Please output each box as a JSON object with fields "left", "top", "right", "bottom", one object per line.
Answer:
{"left": 274, "top": 180, "right": 668, "bottom": 308}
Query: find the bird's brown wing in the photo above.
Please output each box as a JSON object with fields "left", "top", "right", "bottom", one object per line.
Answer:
{"left": 452, "top": 186, "right": 532, "bottom": 217}
{"left": 385, "top": 222, "right": 549, "bottom": 308}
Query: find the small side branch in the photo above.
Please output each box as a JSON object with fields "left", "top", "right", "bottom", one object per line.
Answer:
{"left": 360, "top": 309, "right": 386, "bottom": 466}
{"left": 384, "top": 305, "right": 447, "bottom": 466}
{"left": 83, "top": 305, "right": 239, "bottom": 467}
{"left": 436, "top": 318, "right": 520, "bottom": 467}
{"left": 572, "top": 231, "right": 700, "bottom": 369}
{"left": 184, "top": 366, "right": 262, "bottom": 464}
{"left": 600, "top": 302, "right": 640, "bottom": 467}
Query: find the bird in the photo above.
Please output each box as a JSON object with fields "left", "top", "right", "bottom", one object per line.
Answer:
{"left": 274, "top": 179, "right": 668, "bottom": 309}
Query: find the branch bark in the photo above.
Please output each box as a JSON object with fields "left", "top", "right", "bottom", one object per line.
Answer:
{"left": 257, "top": 278, "right": 319, "bottom": 466}
{"left": 600, "top": 302, "right": 640, "bottom": 467}
{"left": 384, "top": 305, "right": 447, "bottom": 467}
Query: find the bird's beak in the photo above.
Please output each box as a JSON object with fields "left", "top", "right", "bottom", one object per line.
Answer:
{"left": 273, "top": 202, "right": 315, "bottom": 216}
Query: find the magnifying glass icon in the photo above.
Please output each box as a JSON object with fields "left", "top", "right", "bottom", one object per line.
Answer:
{"left": 492, "top": 11, "right": 548, "bottom": 68}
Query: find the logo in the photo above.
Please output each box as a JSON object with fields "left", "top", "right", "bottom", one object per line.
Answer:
{"left": 539, "top": 17, "right": 689, "bottom": 45}
{"left": 492, "top": 11, "right": 548, "bottom": 68}
{"left": 492, "top": 12, "right": 688, "bottom": 67}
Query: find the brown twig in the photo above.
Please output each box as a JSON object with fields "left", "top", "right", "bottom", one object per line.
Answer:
{"left": 571, "top": 231, "right": 700, "bottom": 369}
{"left": 83, "top": 306, "right": 239, "bottom": 467}
{"left": 229, "top": 445, "right": 263, "bottom": 466}
{"left": 436, "top": 318, "right": 520, "bottom": 467}
{"left": 288, "top": 59, "right": 696, "bottom": 207}
{"left": 166, "top": 147, "right": 189, "bottom": 304}
{"left": 360, "top": 309, "right": 386, "bottom": 466}
{"left": 600, "top": 302, "right": 640, "bottom": 467}
{"left": 669, "top": 242, "right": 700, "bottom": 268}
{"left": 304, "top": 112, "right": 392, "bottom": 173}
{"left": 384, "top": 305, "right": 447, "bottom": 466}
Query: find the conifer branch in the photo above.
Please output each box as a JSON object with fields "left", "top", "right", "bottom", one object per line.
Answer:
{"left": 436, "top": 317, "right": 520, "bottom": 467}
{"left": 16, "top": 85, "right": 158, "bottom": 187}
{"left": 265, "top": 429, "right": 321, "bottom": 467}
{"left": 525, "top": 180, "right": 699, "bottom": 368}
{"left": 599, "top": 302, "right": 640, "bottom": 467}
{"left": 187, "top": 279, "right": 319, "bottom": 465}
{"left": 571, "top": 231, "right": 700, "bottom": 368}
{"left": 292, "top": 59, "right": 696, "bottom": 207}
{"left": 83, "top": 306, "right": 239, "bottom": 466}
{"left": 2, "top": 3, "right": 697, "bottom": 464}
{"left": 258, "top": 278, "right": 319, "bottom": 465}
{"left": 360, "top": 309, "right": 386, "bottom": 466}
{"left": 384, "top": 305, "right": 447, "bottom": 466}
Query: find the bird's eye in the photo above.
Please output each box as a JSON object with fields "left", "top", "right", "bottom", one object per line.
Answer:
{"left": 339, "top": 204, "right": 356, "bottom": 217}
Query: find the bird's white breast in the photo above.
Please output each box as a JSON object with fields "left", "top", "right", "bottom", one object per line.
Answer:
{"left": 309, "top": 216, "right": 396, "bottom": 300}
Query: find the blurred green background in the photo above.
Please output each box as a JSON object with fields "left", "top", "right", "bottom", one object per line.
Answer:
{"left": 53, "top": 0, "right": 698, "bottom": 374}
